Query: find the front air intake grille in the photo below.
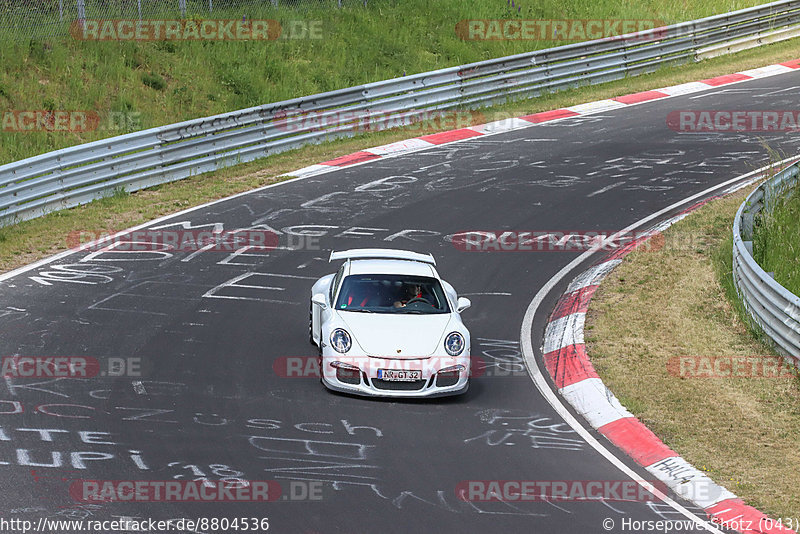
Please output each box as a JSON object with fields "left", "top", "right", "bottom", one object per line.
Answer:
{"left": 435, "top": 371, "right": 460, "bottom": 387}
{"left": 336, "top": 368, "right": 361, "bottom": 385}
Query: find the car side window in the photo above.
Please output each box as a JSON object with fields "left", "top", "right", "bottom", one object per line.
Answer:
{"left": 329, "top": 265, "right": 345, "bottom": 303}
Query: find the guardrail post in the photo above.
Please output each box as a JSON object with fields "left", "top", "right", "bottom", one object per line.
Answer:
{"left": 741, "top": 210, "right": 754, "bottom": 240}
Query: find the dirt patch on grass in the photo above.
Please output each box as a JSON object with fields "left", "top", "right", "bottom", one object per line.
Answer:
{"left": 585, "top": 188, "right": 800, "bottom": 518}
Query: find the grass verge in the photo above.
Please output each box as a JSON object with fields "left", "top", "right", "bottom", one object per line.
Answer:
{"left": 1, "top": 36, "right": 799, "bottom": 274}
{"left": 585, "top": 185, "right": 800, "bottom": 518}
{"left": 753, "top": 177, "right": 800, "bottom": 296}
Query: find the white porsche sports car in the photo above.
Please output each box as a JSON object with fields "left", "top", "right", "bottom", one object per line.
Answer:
{"left": 309, "top": 249, "right": 471, "bottom": 397}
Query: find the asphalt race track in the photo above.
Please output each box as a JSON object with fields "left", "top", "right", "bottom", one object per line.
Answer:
{"left": 1, "top": 71, "right": 798, "bottom": 533}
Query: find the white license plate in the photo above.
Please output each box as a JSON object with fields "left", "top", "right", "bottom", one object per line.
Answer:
{"left": 378, "top": 369, "right": 421, "bottom": 381}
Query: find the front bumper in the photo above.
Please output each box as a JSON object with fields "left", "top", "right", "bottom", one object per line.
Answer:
{"left": 320, "top": 354, "right": 470, "bottom": 398}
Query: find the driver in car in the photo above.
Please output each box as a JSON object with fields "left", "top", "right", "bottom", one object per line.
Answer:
{"left": 393, "top": 283, "right": 425, "bottom": 308}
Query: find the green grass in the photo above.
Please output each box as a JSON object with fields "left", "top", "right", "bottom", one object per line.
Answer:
{"left": 752, "top": 179, "right": 800, "bottom": 296}
{"left": 0, "top": 0, "right": 771, "bottom": 165}
{"left": 714, "top": 232, "right": 766, "bottom": 340}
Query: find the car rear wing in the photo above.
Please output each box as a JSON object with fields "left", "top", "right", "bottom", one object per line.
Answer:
{"left": 329, "top": 248, "right": 436, "bottom": 265}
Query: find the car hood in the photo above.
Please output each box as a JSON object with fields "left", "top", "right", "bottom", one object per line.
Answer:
{"left": 337, "top": 312, "right": 453, "bottom": 358}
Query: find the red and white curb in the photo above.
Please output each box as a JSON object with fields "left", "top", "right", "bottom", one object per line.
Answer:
{"left": 285, "top": 59, "right": 800, "bottom": 180}
{"left": 542, "top": 195, "right": 795, "bottom": 534}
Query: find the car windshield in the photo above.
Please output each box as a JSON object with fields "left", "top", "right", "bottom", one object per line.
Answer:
{"left": 335, "top": 274, "right": 450, "bottom": 314}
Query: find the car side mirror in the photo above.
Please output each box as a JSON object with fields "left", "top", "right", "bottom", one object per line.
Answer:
{"left": 456, "top": 297, "right": 471, "bottom": 313}
{"left": 312, "top": 293, "right": 328, "bottom": 309}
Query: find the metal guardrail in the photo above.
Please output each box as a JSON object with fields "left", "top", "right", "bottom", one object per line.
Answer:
{"left": 2, "top": 0, "right": 800, "bottom": 226}
{"left": 733, "top": 161, "right": 800, "bottom": 360}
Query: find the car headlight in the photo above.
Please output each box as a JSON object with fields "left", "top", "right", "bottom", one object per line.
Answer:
{"left": 444, "top": 332, "right": 465, "bottom": 356}
{"left": 330, "top": 329, "right": 352, "bottom": 353}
